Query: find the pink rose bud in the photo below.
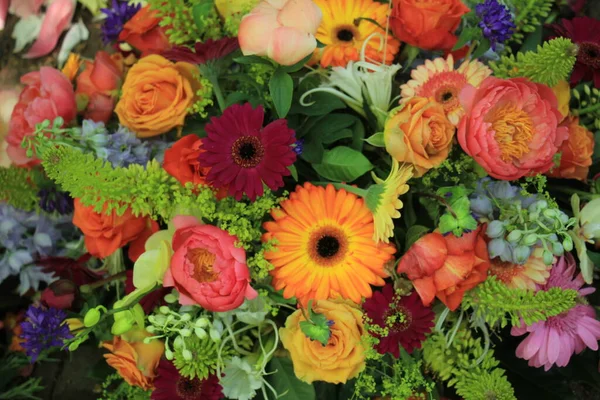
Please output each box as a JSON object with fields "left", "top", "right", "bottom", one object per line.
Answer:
{"left": 238, "top": 0, "right": 322, "bottom": 66}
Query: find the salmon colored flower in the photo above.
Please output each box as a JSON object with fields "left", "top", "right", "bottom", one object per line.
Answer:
{"left": 163, "top": 216, "right": 258, "bottom": 311}
{"left": 76, "top": 51, "right": 124, "bottom": 123}
{"left": 103, "top": 329, "right": 164, "bottom": 390}
{"left": 458, "top": 77, "right": 569, "bottom": 180}
{"left": 397, "top": 227, "right": 490, "bottom": 310}
{"left": 72, "top": 199, "right": 149, "bottom": 259}
{"left": 547, "top": 115, "right": 594, "bottom": 181}
{"left": 119, "top": 5, "right": 170, "bottom": 56}
{"left": 489, "top": 247, "right": 551, "bottom": 290}
{"left": 238, "top": 0, "right": 322, "bottom": 66}
{"left": 390, "top": 0, "right": 470, "bottom": 51}
{"left": 280, "top": 299, "right": 366, "bottom": 384}
{"left": 7, "top": 67, "right": 76, "bottom": 165}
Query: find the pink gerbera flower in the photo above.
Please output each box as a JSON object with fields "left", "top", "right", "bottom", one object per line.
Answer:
{"left": 199, "top": 103, "right": 297, "bottom": 200}
{"left": 511, "top": 254, "right": 600, "bottom": 371}
{"left": 362, "top": 284, "right": 435, "bottom": 357}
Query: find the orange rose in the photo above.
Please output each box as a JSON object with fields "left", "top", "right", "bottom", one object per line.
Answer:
{"left": 102, "top": 329, "right": 164, "bottom": 390}
{"left": 390, "top": 0, "right": 470, "bottom": 51}
{"left": 547, "top": 115, "right": 595, "bottom": 181}
{"left": 115, "top": 55, "right": 200, "bottom": 137}
{"left": 397, "top": 226, "right": 490, "bottom": 311}
{"left": 76, "top": 51, "right": 124, "bottom": 123}
{"left": 384, "top": 97, "right": 455, "bottom": 177}
{"left": 119, "top": 5, "right": 170, "bottom": 56}
{"left": 72, "top": 199, "right": 149, "bottom": 259}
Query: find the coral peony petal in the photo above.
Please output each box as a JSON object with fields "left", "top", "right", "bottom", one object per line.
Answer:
{"left": 24, "top": 0, "right": 75, "bottom": 59}
{"left": 0, "top": 0, "right": 9, "bottom": 30}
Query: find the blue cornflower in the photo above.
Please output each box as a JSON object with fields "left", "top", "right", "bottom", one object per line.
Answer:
{"left": 103, "top": 125, "right": 151, "bottom": 167}
{"left": 293, "top": 138, "right": 304, "bottom": 156}
{"left": 20, "top": 305, "right": 73, "bottom": 362}
{"left": 475, "top": 0, "right": 516, "bottom": 51}
{"left": 101, "top": 0, "right": 141, "bottom": 44}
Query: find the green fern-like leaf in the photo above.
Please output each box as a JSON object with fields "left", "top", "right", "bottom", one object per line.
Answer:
{"left": 490, "top": 38, "right": 578, "bottom": 87}
{"left": 454, "top": 369, "right": 516, "bottom": 400}
{"left": 462, "top": 276, "right": 577, "bottom": 328}
{"left": 508, "top": 0, "right": 554, "bottom": 44}
{"left": 0, "top": 166, "right": 43, "bottom": 211}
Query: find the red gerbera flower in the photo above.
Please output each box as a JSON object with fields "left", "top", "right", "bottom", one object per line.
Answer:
{"left": 362, "top": 284, "right": 435, "bottom": 357}
{"left": 553, "top": 17, "right": 600, "bottom": 88}
{"left": 37, "top": 254, "right": 102, "bottom": 286}
{"left": 162, "top": 38, "right": 240, "bottom": 65}
{"left": 199, "top": 103, "right": 297, "bottom": 200}
{"left": 152, "top": 360, "right": 223, "bottom": 400}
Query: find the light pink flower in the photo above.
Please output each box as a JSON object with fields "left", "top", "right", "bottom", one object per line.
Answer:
{"left": 7, "top": 67, "right": 76, "bottom": 165}
{"left": 163, "top": 216, "right": 258, "bottom": 312}
{"left": 511, "top": 254, "right": 600, "bottom": 371}
{"left": 238, "top": 0, "right": 322, "bottom": 66}
{"left": 458, "top": 77, "right": 568, "bottom": 180}
{"left": 24, "top": 0, "right": 75, "bottom": 59}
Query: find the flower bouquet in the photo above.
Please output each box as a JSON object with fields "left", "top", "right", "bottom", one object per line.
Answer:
{"left": 1, "top": 0, "right": 600, "bottom": 399}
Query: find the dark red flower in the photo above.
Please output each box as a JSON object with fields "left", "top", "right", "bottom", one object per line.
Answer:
{"left": 124, "top": 270, "right": 170, "bottom": 314}
{"left": 37, "top": 254, "right": 102, "bottom": 286}
{"left": 162, "top": 38, "right": 240, "bottom": 65}
{"left": 199, "top": 103, "right": 297, "bottom": 200}
{"left": 362, "top": 284, "right": 435, "bottom": 357}
{"left": 152, "top": 359, "right": 223, "bottom": 400}
{"left": 553, "top": 17, "right": 600, "bottom": 88}
{"left": 40, "top": 280, "right": 77, "bottom": 309}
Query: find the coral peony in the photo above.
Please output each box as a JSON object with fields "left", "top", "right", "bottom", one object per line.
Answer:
{"left": 238, "top": 0, "right": 322, "bottom": 66}
{"left": 118, "top": 5, "right": 170, "bottom": 56}
{"left": 72, "top": 199, "right": 150, "bottom": 259}
{"left": 280, "top": 299, "right": 366, "bottom": 384}
{"left": 390, "top": 0, "right": 470, "bottom": 51}
{"left": 7, "top": 67, "right": 76, "bottom": 165}
{"left": 397, "top": 227, "right": 490, "bottom": 310}
{"left": 458, "top": 77, "right": 568, "bottom": 180}
{"left": 547, "top": 115, "right": 594, "bottom": 181}
{"left": 76, "top": 51, "right": 124, "bottom": 123}
{"left": 163, "top": 216, "right": 257, "bottom": 311}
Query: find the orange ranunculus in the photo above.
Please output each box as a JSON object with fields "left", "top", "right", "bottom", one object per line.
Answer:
{"left": 547, "top": 115, "right": 595, "bottom": 181}
{"left": 397, "top": 226, "right": 490, "bottom": 311}
{"left": 76, "top": 51, "right": 124, "bottom": 123}
{"left": 72, "top": 199, "right": 149, "bottom": 259}
{"left": 384, "top": 97, "right": 455, "bottom": 177}
{"left": 102, "top": 329, "right": 164, "bottom": 390}
{"left": 390, "top": 0, "right": 470, "bottom": 51}
{"left": 119, "top": 5, "right": 170, "bottom": 56}
{"left": 115, "top": 55, "right": 200, "bottom": 138}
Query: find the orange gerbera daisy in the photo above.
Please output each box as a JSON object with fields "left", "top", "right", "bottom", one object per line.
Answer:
{"left": 262, "top": 183, "right": 395, "bottom": 305}
{"left": 400, "top": 55, "right": 492, "bottom": 125}
{"left": 489, "top": 248, "right": 552, "bottom": 290}
{"left": 312, "top": 0, "right": 400, "bottom": 68}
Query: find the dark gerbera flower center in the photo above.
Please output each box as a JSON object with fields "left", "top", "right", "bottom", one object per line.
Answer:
{"left": 231, "top": 135, "right": 265, "bottom": 168}
{"left": 337, "top": 29, "right": 354, "bottom": 42}
{"left": 578, "top": 42, "right": 600, "bottom": 68}
{"left": 309, "top": 226, "right": 348, "bottom": 266}
{"left": 435, "top": 85, "right": 459, "bottom": 105}
{"left": 385, "top": 304, "right": 413, "bottom": 333}
{"left": 176, "top": 376, "right": 203, "bottom": 400}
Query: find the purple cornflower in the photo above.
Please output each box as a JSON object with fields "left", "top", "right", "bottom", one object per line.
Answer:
{"left": 20, "top": 305, "right": 73, "bottom": 363}
{"left": 101, "top": 0, "right": 141, "bottom": 44}
{"left": 475, "top": 0, "right": 516, "bottom": 51}
{"left": 293, "top": 138, "right": 304, "bottom": 156}
{"left": 38, "top": 188, "right": 74, "bottom": 215}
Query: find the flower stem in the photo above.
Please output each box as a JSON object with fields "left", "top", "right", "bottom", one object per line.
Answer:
{"left": 208, "top": 74, "right": 227, "bottom": 113}
{"left": 80, "top": 271, "right": 127, "bottom": 292}
{"left": 312, "top": 181, "right": 368, "bottom": 198}
{"left": 573, "top": 102, "right": 600, "bottom": 116}
{"left": 414, "top": 191, "right": 458, "bottom": 219}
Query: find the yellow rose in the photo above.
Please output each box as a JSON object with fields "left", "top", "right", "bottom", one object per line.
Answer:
{"left": 384, "top": 97, "right": 455, "bottom": 177}
{"left": 115, "top": 55, "right": 200, "bottom": 138}
{"left": 279, "top": 299, "right": 366, "bottom": 384}
{"left": 551, "top": 80, "right": 571, "bottom": 122}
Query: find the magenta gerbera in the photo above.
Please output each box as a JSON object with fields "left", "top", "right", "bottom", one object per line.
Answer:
{"left": 511, "top": 254, "right": 600, "bottom": 371}
{"left": 152, "top": 360, "right": 223, "bottom": 400}
{"left": 362, "top": 284, "right": 435, "bottom": 357}
{"left": 199, "top": 103, "right": 297, "bottom": 200}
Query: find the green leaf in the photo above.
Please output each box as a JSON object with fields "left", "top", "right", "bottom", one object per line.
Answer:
{"left": 299, "top": 301, "right": 331, "bottom": 346}
{"left": 405, "top": 225, "right": 430, "bottom": 250}
{"left": 267, "top": 357, "right": 316, "bottom": 400}
{"left": 311, "top": 114, "right": 358, "bottom": 137}
{"left": 281, "top": 54, "right": 313, "bottom": 73}
{"left": 269, "top": 68, "right": 294, "bottom": 118}
{"left": 233, "top": 55, "right": 273, "bottom": 66}
{"left": 321, "top": 128, "right": 353, "bottom": 144}
{"left": 439, "top": 213, "right": 459, "bottom": 235}
{"left": 351, "top": 118, "right": 365, "bottom": 151}
{"left": 520, "top": 25, "right": 543, "bottom": 53}
{"left": 472, "top": 37, "right": 491, "bottom": 59}
{"left": 192, "top": 1, "right": 215, "bottom": 30}
{"left": 289, "top": 92, "right": 345, "bottom": 116}
{"left": 300, "top": 137, "right": 324, "bottom": 164}
{"left": 364, "top": 132, "right": 385, "bottom": 147}
{"left": 288, "top": 164, "right": 298, "bottom": 181}
{"left": 312, "top": 146, "right": 373, "bottom": 182}
{"left": 453, "top": 26, "right": 481, "bottom": 51}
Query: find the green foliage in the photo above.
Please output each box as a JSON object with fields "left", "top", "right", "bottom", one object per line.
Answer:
{"left": 490, "top": 38, "right": 577, "bottom": 87}
{"left": 99, "top": 374, "right": 151, "bottom": 400}
{"left": 0, "top": 166, "right": 44, "bottom": 211}
{"left": 313, "top": 146, "right": 374, "bottom": 182}
{"left": 147, "top": 0, "right": 222, "bottom": 45}
{"left": 269, "top": 68, "right": 294, "bottom": 118}
{"left": 267, "top": 357, "right": 316, "bottom": 400}
{"left": 173, "top": 335, "right": 232, "bottom": 379}
{"left": 299, "top": 301, "right": 332, "bottom": 346}
{"left": 508, "top": 0, "right": 555, "bottom": 44}
{"left": 462, "top": 276, "right": 577, "bottom": 328}
{"left": 454, "top": 369, "right": 516, "bottom": 400}
{"left": 572, "top": 84, "right": 600, "bottom": 132}
{"left": 436, "top": 186, "right": 478, "bottom": 237}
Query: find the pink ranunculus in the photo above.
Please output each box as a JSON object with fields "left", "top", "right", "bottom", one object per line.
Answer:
{"left": 163, "top": 216, "right": 258, "bottom": 312}
{"left": 238, "top": 0, "right": 322, "bottom": 66}
{"left": 458, "top": 77, "right": 569, "bottom": 180}
{"left": 6, "top": 67, "right": 76, "bottom": 165}
{"left": 24, "top": 0, "right": 75, "bottom": 59}
{"left": 76, "top": 51, "right": 124, "bottom": 123}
